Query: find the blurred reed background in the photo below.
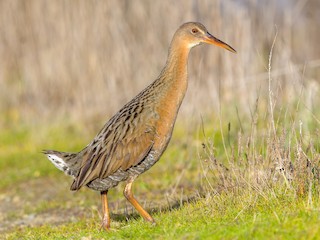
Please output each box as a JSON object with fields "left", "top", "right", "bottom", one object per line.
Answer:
{"left": 0, "top": 0, "right": 319, "bottom": 127}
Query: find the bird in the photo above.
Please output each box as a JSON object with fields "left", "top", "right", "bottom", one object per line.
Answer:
{"left": 43, "top": 22, "right": 236, "bottom": 230}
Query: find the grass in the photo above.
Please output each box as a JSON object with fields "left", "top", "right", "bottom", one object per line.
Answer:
{"left": 4, "top": 177, "right": 320, "bottom": 239}
{"left": 1, "top": 104, "right": 320, "bottom": 239}
{"left": 6, "top": 196, "right": 320, "bottom": 239}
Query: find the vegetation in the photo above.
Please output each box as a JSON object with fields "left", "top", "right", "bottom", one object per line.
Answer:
{"left": 1, "top": 0, "right": 320, "bottom": 239}
{"left": 2, "top": 100, "right": 320, "bottom": 239}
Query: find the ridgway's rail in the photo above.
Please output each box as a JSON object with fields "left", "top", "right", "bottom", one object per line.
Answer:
{"left": 44, "top": 22, "right": 236, "bottom": 230}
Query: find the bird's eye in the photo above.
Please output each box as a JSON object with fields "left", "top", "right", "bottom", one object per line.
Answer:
{"left": 191, "top": 28, "right": 198, "bottom": 34}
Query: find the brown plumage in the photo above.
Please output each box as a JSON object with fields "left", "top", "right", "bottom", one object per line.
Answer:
{"left": 43, "top": 22, "right": 236, "bottom": 230}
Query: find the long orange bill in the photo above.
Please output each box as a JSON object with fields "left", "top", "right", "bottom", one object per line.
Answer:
{"left": 203, "top": 32, "right": 236, "bottom": 53}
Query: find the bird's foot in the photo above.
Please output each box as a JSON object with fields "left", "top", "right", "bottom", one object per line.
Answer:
{"left": 144, "top": 215, "right": 156, "bottom": 226}
{"left": 100, "top": 215, "right": 111, "bottom": 231}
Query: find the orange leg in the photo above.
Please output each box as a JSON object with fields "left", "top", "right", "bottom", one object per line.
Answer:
{"left": 100, "top": 190, "right": 111, "bottom": 230}
{"left": 123, "top": 180, "right": 155, "bottom": 224}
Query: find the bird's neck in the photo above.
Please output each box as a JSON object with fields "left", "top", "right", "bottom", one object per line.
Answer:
{"left": 156, "top": 39, "right": 191, "bottom": 106}
{"left": 162, "top": 40, "right": 190, "bottom": 84}
{"left": 151, "top": 41, "right": 191, "bottom": 150}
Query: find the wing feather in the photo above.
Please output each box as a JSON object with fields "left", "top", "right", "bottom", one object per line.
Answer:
{"left": 70, "top": 111, "right": 156, "bottom": 190}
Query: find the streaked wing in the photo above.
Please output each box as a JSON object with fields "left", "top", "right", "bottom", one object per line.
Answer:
{"left": 71, "top": 102, "right": 157, "bottom": 190}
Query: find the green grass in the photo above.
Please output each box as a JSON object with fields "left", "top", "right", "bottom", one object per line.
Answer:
{"left": 1, "top": 114, "right": 320, "bottom": 239}
{"left": 5, "top": 189, "right": 320, "bottom": 239}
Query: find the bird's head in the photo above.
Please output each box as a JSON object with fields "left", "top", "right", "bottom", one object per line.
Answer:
{"left": 175, "top": 22, "right": 236, "bottom": 53}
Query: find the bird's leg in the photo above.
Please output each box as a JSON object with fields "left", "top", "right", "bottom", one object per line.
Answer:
{"left": 123, "top": 180, "right": 155, "bottom": 224}
{"left": 100, "top": 190, "right": 111, "bottom": 230}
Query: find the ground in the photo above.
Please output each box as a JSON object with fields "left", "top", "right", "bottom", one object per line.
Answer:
{"left": 1, "top": 118, "right": 320, "bottom": 239}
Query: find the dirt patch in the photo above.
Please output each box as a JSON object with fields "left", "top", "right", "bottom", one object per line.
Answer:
{"left": 0, "top": 176, "right": 198, "bottom": 234}
{"left": 0, "top": 177, "right": 93, "bottom": 233}
{"left": 0, "top": 207, "right": 86, "bottom": 233}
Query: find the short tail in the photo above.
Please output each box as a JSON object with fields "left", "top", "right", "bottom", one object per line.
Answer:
{"left": 43, "top": 150, "right": 81, "bottom": 178}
